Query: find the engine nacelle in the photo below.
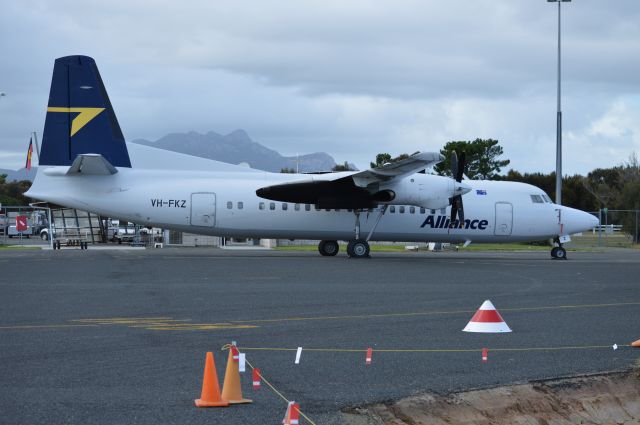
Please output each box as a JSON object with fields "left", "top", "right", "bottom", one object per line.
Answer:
{"left": 376, "top": 174, "right": 455, "bottom": 210}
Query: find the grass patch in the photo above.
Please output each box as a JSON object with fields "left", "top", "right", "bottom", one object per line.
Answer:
{"left": 0, "top": 245, "right": 41, "bottom": 250}
{"left": 275, "top": 243, "right": 549, "bottom": 252}
{"left": 275, "top": 243, "right": 605, "bottom": 253}
{"left": 459, "top": 243, "right": 549, "bottom": 251}
{"left": 275, "top": 244, "right": 408, "bottom": 252}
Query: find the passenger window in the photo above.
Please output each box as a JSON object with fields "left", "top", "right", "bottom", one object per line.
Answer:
{"left": 237, "top": 202, "right": 243, "bottom": 210}
{"left": 282, "top": 203, "right": 288, "bottom": 211}
{"left": 294, "top": 204, "right": 300, "bottom": 211}
{"left": 390, "top": 206, "right": 396, "bottom": 213}
{"left": 399, "top": 206, "right": 405, "bottom": 214}
{"left": 409, "top": 206, "right": 415, "bottom": 214}
{"left": 305, "top": 204, "right": 311, "bottom": 211}
{"left": 270, "top": 202, "right": 275, "bottom": 210}
{"left": 259, "top": 202, "right": 265, "bottom": 210}
{"left": 315, "top": 206, "right": 321, "bottom": 211}
{"left": 227, "top": 201, "right": 233, "bottom": 209}
{"left": 530, "top": 195, "right": 544, "bottom": 204}
{"left": 430, "top": 209, "right": 435, "bottom": 214}
{"left": 420, "top": 208, "right": 426, "bottom": 214}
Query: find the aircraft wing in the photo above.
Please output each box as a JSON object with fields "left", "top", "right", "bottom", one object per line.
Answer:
{"left": 346, "top": 151, "right": 443, "bottom": 187}
{"left": 256, "top": 151, "right": 443, "bottom": 209}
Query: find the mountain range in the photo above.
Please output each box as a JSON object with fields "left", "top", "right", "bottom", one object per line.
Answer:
{"left": 131, "top": 129, "right": 340, "bottom": 173}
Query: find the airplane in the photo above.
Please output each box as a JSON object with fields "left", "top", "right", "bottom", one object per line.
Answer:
{"left": 26, "top": 55, "right": 598, "bottom": 259}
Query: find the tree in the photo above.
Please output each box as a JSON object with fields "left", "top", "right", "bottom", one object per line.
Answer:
{"left": 370, "top": 153, "right": 409, "bottom": 169}
{"left": 0, "top": 175, "right": 33, "bottom": 206}
{"left": 434, "top": 139, "right": 510, "bottom": 180}
{"left": 332, "top": 161, "right": 356, "bottom": 172}
{"left": 280, "top": 167, "right": 296, "bottom": 173}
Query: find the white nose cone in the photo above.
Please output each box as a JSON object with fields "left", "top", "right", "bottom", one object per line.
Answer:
{"left": 463, "top": 300, "right": 512, "bottom": 333}
{"left": 562, "top": 207, "right": 600, "bottom": 234}
{"left": 454, "top": 181, "right": 472, "bottom": 196}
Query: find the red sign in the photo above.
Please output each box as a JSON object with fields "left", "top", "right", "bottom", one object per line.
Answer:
{"left": 16, "top": 215, "right": 28, "bottom": 232}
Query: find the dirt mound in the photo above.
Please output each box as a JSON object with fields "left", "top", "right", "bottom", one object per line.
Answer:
{"left": 344, "top": 370, "right": 640, "bottom": 425}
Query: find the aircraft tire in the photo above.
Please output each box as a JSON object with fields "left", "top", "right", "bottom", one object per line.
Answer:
{"left": 550, "top": 247, "right": 559, "bottom": 258}
{"left": 318, "top": 240, "right": 339, "bottom": 256}
{"left": 348, "top": 240, "right": 370, "bottom": 259}
{"left": 555, "top": 247, "right": 567, "bottom": 260}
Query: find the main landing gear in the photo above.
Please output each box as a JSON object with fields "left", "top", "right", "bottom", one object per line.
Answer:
{"left": 551, "top": 237, "right": 567, "bottom": 260}
{"left": 317, "top": 206, "right": 388, "bottom": 259}
{"left": 318, "top": 240, "right": 339, "bottom": 256}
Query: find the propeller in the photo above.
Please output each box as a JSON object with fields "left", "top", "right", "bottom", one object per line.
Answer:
{"left": 449, "top": 151, "right": 466, "bottom": 228}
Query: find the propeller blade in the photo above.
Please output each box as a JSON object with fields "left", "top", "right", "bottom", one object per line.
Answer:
{"left": 457, "top": 196, "right": 464, "bottom": 224}
{"left": 456, "top": 152, "right": 466, "bottom": 182}
{"left": 450, "top": 198, "right": 458, "bottom": 227}
{"left": 449, "top": 151, "right": 467, "bottom": 228}
{"left": 449, "top": 195, "right": 465, "bottom": 228}
{"left": 450, "top": 151, "right": 458, "bottom": 179}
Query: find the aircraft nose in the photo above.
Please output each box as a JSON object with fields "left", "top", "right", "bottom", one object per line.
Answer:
{"left": 563, "top": 207, "right": 599, "bottom": 234}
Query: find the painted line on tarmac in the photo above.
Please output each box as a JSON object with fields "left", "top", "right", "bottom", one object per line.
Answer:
{"left": 0, "top": 317, "right": 258, "bottom": 332}
{"left": 0, "top": 324, "right": 99, "bottom": 330}
{"left": 230, "top": 301, "right": 640, "bottom": 325}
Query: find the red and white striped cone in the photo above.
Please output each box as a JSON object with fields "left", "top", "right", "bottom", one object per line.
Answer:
{"left": 365, "top": 348, "right": 372, "bottom": 365}
{"left": 282, "top": 401, "right": 294, "bottom": 424}
{"left": 252, "top": 368, "right": 261, "bottom": 390}
{"left": 463, "top": 300, "right": 512, "bottom": 333}
{"left": 482, "top": 347, "right": 488, "bottom": 363}
{"left": 231, "top": 345, "right": 240, "bottom": 362}
{"left": 289, "top": 402, "right": 300, "bottom": 425}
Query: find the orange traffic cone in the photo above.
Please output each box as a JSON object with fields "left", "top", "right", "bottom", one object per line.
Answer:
{"left": 221, "top": 346, "right": 252, "bottom": 404}
{"left": 632, "top": 339, "right": 640, "bottom": 347}
{"left": 195, "top": 352, "right": 229, "bottom": 407}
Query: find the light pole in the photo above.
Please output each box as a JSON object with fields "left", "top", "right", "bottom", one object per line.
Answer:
{"left": 548, "top": 0, "right": 570, "bottom": 205}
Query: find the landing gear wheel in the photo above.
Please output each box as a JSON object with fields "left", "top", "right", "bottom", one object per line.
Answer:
{"left": 347, "top": 240, "right": 370, "bottom": 259}
{"left": 551, "top": 246, "right": 567, "bottom": 260}
{"left": 318, "top": 240, "right": 339, "bottom": 256}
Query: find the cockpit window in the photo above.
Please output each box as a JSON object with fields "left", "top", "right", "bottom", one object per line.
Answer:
{"left": 530, "top": 195, "right": 544, "bottom": 204}
{"left": 542, "top": 194, "right": 552, "bottom": 203}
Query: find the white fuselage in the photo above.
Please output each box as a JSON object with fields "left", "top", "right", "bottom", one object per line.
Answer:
{"left": 28, "top": 166, "right": 597, "bottom": 244}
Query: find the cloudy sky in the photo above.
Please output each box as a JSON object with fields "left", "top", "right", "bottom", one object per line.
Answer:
{"left": 1, "top": 0, "right": 639, "bottom": 174}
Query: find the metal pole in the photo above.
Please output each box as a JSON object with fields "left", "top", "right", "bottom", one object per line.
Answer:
{"left": 32, "top": 131, "right": 41, "bottom": 162}
{"left": 48, "top": 207, "right": 53, "bottom": 250}
{"left": 555, "top": 0, "right": 563, "bottom": 205}
{"left": 598, "top": 209, "right": 602, "bottom": 247}
{"left": 635, "top": 210, "right": 638, "bottom": 244}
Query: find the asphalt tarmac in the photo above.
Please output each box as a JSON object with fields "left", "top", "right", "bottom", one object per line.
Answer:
{"left": 0, "top": 248, "right": 638, "bottom": 424}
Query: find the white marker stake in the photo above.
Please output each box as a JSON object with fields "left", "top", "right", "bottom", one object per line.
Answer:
{"left": 239, "top": 353, "right": 246, "bottom": 372}
{"left": 295, "top": 347, "right": 302, "bottom": 364}
{"left": 613, "top": 344, "right": 618, "bottom": 351}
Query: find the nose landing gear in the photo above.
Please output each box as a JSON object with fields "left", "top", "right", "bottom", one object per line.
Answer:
{"left": 551, "top": 237, "right": 567, "bottom": 260}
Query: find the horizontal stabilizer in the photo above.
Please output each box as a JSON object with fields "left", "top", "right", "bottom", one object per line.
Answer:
{"left": 66, "top": 154, "right": 118, "bottom": 175}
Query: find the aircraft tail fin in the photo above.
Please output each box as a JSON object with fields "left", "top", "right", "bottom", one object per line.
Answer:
{"left": 39, "top": 55, "right": 131, "bottom": 168}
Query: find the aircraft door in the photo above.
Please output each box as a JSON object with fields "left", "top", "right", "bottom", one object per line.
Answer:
{"left": 494, "top": 202, "right": 513, "bottom": 236}
{"left": 190, "top": 193, "right": 216, "bottom": 227}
